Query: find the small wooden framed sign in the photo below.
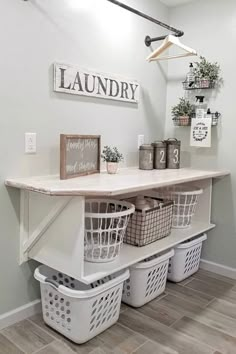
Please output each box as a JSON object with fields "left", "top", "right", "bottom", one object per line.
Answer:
{"left": 60, "top": 134, "right": 101, "bottom": 179}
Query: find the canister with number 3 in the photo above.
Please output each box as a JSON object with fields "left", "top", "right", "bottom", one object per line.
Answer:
{"left": 165, "top": 138, "right": 181, "bottom": 169}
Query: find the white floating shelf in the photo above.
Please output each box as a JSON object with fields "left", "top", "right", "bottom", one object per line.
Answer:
{"left": 5, "top": 168, "right": 229, "bottom": 196}
{"left": 5, "top": 167, "right": 229, "bottom": 283}
{"left": 83, "top": 221, "right": 215, "bottom": 284}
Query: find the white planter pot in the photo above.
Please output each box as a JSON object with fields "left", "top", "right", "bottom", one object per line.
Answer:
{"left": 106, "top": 162, "right": 118, "bottom": 174}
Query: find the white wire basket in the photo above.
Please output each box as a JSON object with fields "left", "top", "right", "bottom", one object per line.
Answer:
{"left": 154, "top": 185, "right": 203, "bottom": 228}
{"left": 85, "top": 199, "right": 135, "bottom": 263}
{"left": 122, "top": 249, "right": 174, "bottom": 307}
{"left": 168, "top": 234, "right": 207, "bottom": 282}
{"left": 34, "top": 265, "right": 129, "bottom": 344}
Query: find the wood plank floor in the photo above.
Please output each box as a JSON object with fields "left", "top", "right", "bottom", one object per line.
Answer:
{"left": 1, "top": 269, "right": 236, "bottom": 354}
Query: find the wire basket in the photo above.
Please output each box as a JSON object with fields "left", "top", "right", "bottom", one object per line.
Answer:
{"left": 122, "top": 249, "right": 174, "bottom": 307}
{"left": 173, "top": 116, "right": 191, "bottom": 127}
{"left": 182, "top": 79, "right": 216, "bottom": 90}
{"left": 34, "top": 265, "right": 129, "bottom": 343}
{"left": 154, "top": 185, "right": 203, "bottom": 229}
{"left": 168, "top": 234, "right": 207, "bottom": 282}
{"left": 123, "top": 197, "right": 173, "bottom": 247}
{"left": 84, "top": 199, "right": 135, "bottom": 263}
{"left": 173, "top": 113, "right": 221, "bottom": 127}
{"left": 191, "top": 112, "right": 221, "bottom": 126}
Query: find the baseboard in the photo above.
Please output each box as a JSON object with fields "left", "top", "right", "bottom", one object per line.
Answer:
{"left": 200, "top": 259, "right": 236, "bottom": 280}
{"left": 0, "top": 299, "right": 42, "bottom": 330}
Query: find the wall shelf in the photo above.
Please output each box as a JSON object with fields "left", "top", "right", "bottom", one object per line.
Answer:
{"left": 5, "top": 168, "right": 229, "bottom": 196}
{"left": 84, "top": 221, "right": 215, "bottom": 283}
{"left": 5, "top": 168, "right": 229, "bottom": 283}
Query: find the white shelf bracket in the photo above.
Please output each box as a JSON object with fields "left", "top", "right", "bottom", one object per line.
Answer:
{"left": 19, "top": 190, "right": 72, "bottom": 264}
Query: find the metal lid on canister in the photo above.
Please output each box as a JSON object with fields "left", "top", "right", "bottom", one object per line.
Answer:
{"left": 152, "top": 141, "right": 167, "bottom": 148}
{"left": 165, "top": 138, "right": 181, "bottom": 145}
{"left": 139, "top": 144, "right": 154, "bottom": 150}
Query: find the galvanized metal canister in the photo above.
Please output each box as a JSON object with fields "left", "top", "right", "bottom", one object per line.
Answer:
{"left": 165, "top": 138, "right": 181, "bottom": 169}
{"left": 152, "top": 141, "right": 167, "bottom": 169}
{"left": 139, "top": 144, "right": 154, "bottom": 170}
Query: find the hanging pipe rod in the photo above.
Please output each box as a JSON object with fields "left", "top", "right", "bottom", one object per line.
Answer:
{"left": 107, "top": 0, "right": 184, "bottom": 46}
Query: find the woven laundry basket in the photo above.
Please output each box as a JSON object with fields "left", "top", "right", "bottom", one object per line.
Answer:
{"left": 154, "top": 185, "right": 203, "bottom": 228}
{"left": 84, "top": 199, "right": 135, "bottom": 263}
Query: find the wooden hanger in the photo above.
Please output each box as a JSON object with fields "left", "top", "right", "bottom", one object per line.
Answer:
{"left": 146, "top": 34, "right": 197, "bottom": 61}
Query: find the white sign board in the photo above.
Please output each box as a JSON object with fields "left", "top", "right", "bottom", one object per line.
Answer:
{"left": 54, "top": 63, "right": 140, "bottom": 103}
{"left": 190, "top": 117, "right": 212, "bottom": 147}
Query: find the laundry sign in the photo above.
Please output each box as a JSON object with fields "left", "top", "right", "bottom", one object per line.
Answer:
{"left": 190, "top": 117, "right": 212, "bottom": 147}
{"left": 54, "top": 63, "right": 140, "bottom": 103}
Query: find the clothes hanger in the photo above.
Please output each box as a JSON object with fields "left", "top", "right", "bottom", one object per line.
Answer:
{"left": 146, "top": 35, "right": 197, "bottom": 61}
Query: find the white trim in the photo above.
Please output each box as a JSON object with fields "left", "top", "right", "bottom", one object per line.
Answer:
{"left": 0, "top": 299, "right": 41, "bottom": 330}
{"left": 200, "top": 259, "right": 236, "bottom": 280}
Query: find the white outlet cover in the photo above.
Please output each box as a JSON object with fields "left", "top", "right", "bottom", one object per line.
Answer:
{"left": 138, "top": 135, "right": 145, "bottom": 149}
{"left": 25, "top": 132, "right": 36, "bottom": 154}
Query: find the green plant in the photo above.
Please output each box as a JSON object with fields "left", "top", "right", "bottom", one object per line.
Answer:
{"left": 193, "top": 56, "right": 221, "bottom": 81}
{"left": 101, "top": 146, "right": 124, "bottom": 163}
{"left": 171, "top": 98, "right": 195, "bottom": 117}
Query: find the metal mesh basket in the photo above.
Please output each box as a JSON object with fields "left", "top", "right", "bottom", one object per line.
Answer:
{"left": 123, "top": 197, "right": 173, "bottom": 247}
{"left": 172, "top": 116, "right": 191, "bottom": 126}
{"left": 84, "top": 199, "right": 135, "bottom": 263}
{"left": 182, "top": 79, "right": 216, "bottom": 90}
{"left": 155, "top": 185, "right": 203, "bottom": 229}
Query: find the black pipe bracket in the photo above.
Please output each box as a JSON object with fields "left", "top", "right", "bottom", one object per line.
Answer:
{"left": 107, "top": 0, "right": 184, "bottom": 46}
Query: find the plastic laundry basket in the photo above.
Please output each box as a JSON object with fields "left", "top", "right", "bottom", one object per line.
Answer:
{"left": 34, "top": 265, "right": 129, "bottom": 344}
{"left": 122, "top": 249, "right": 174, "bottom": 307}
{"left": 168, "top": 233, "right": 207, "bottom": 282}
{"left": 85, "top": 199, "right": 135, "bottom": 263}
{"left": 154, "top": 185, "right": 203, "bottom": 228}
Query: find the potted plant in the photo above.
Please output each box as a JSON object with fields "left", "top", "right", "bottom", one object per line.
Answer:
{"left": 101, "top": 146, "right": 124, "bottom": 174}
{"left": 171, "top": 98, "right": 195, "bottom": 126}
{"left": 193, "top": 56, "right": 221, "bottom": 88}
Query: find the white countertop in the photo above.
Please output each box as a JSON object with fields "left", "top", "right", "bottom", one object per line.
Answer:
{"left": 5, "top": 167, "right": 230, "bottom": 196}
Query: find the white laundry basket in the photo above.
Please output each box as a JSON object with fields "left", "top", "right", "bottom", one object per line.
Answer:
{"left": 85, "top": 199, "right": 135, "bottom": 263}
{"left": 122, "top": 249, "right": 174, "bottom": 307}
{"left": 155, "top": 185, "right": 203, "bottom": 228}
{"left": 168, "top": 233, "right": 207, "bottom": 282}
{"left": 34, "top": 265, "right": 129, "bottom": 344}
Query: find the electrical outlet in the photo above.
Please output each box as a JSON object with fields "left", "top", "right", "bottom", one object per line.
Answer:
{"left": 137, "top": 134, "right": 144, "bottom": 149}
{"left": 25, "top": 133, "right": 36, "bottom": 154}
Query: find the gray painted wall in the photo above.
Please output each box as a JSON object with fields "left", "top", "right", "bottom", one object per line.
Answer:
{"left": 0, "top": 0, "right": 168, "bottom": 315}
{"left": 165, "top": 0, "right": 236, "bottom": 267}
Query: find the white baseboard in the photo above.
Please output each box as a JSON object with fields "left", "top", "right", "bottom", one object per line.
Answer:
{"left": 200, "top": 259, "right": 236, "bottom": 280}
{"left": 0, "top": 299, "right": 42, "bottom": 330}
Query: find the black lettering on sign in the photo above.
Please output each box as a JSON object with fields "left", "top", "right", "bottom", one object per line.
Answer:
{"left": 54, "top": 63, "right": 140, "bottom": 103}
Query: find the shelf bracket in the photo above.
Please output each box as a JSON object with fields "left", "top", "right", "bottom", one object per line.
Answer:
{"left": 19, "top": 190, "right": 72, "bottom": 264}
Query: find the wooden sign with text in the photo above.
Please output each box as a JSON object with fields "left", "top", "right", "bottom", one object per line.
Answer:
{"left": 60, "top": 134, "right": 101, "bottom": 179}
{"left": 54, "top": 63, "right": 140, "bottom": 103}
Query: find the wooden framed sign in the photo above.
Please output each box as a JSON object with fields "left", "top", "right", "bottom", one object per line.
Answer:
{"left": 60, "top": 134, "right": 101, "bottom": 179}
{"left": 54, "top": 63, "right": 140, "bottom": 104}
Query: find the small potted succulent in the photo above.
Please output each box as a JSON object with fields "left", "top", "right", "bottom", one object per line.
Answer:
{"left": 171, "top": 98, "right": 195, "bottom": 126}
{"left": 193, "top": 56, "right": 221, "bottom": 88}
{"left": 101, "top": 146, "right": 124, "bottom": 174}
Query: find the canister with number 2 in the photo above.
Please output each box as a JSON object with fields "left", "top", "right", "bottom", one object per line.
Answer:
{"left": 165, "top": 138, "right": 181, "bottom": 169}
